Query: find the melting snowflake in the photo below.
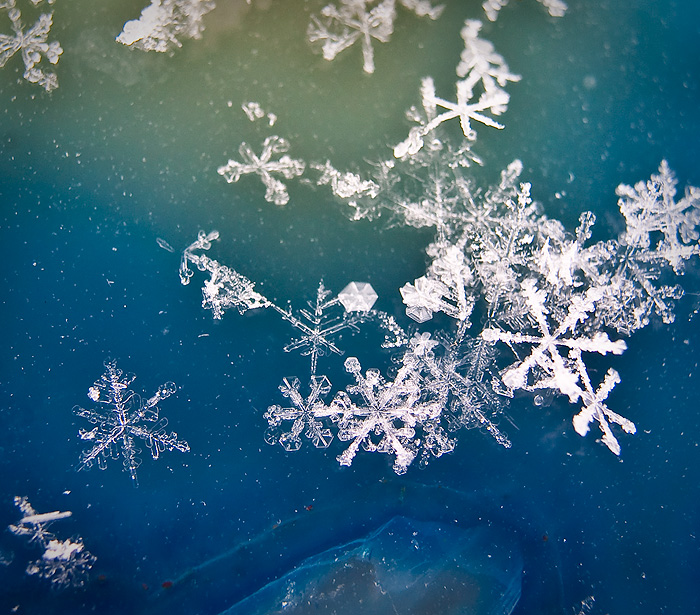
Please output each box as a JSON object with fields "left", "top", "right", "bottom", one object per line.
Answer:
{"left": 0, "top": 0, "right": 62, "bottom": 91}
{"left": 74, "top": 359, "right": 190, "bottom": 486}
{"left": 8, "top": 496, "right": 96, "bottom": 589}
{"left": 116, "top": 0, "right": 215, "bottom": 52}
{"left": 217, "top": 136, "right": 306, "bottom": 206}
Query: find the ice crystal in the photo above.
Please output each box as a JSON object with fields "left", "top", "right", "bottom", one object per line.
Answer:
{"left": 73, "top": 359, "right": 190, "bottom": 486}
{"left": 217, "top": 136, "right": 306, "bottom": 206}
{"left": 394, "top": 20, "right": 519, "bottom": 158}
{"left": 0, "top": 0, "right": 62, "bottom": 91}
{"left": 308, "top": 0, "right": 443, "bottom": 75}
{"left": 482, "top": 0, "right": 567, "bottom": 21}
{"left": 8, "top": 496, "right": 96, "bottom": 589}
{"left": 116, "top": 0, "right": 215, "bottom": 52}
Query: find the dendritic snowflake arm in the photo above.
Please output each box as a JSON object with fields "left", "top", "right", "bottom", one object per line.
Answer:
{"left": 457, "top": 20, "right": 521, "bottom": 91}
{"left": 74, "top": 360, "right": 189, "bottom": 486}
{"left": 217, "top": 136, "right": 306, "bottom": 206}
{"left": 482, "top": 0, "right": 567, "bottom": 21}
{"left": 116, "top": 0, "right": 215, "bottom": 52}
{"left": 179, "top": 230, "right": 270, "bottom": 318}
{"left": 263, "top": 376, "right": 335, "bottom": 451}
{"left": 0, "top": 0, "right": 63, "bottom": 90}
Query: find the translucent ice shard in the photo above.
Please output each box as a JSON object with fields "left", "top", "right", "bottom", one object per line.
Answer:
{"left": 222, "top": 516, "right": 522, "bottom": 615}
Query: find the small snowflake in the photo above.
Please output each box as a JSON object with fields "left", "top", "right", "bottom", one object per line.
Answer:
{"left": 217, "top": 136, "right": 306, "bottom": 206}
{"left": 74, "top": 360, "right": 190, "bottom": 486}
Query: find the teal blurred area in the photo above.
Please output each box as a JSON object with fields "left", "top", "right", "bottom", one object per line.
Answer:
{"left": 1, "top": 1, "right": 699, "bottom": 614}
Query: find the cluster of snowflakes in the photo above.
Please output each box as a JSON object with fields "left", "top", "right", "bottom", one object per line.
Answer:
{"left": 7, "top": 496, "right": 96, "bottom": 589}
{"left": 175, "top": 12, "right": 700, "bottom": 475}
{"left": 0, "top": 0, "right": 567, "bottom": 91}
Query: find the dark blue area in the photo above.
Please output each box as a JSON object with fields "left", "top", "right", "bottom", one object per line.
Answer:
{"left": 1, "top": 1, "right": 699, "bottom": 614}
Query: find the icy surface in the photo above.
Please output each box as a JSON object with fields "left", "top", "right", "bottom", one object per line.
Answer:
{"left": 222, "top": 516, "right": 522, "bottom": 615}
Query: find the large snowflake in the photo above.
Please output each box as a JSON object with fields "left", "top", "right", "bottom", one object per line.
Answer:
{"left": 217, "top": 136, "right": 306, "bottom": 206}
{"left": 73, "top": 359, "right": 190, "bottom": 486}
{"left": 0, "top": 0, "right": 63, "bottom": 91}
{"left": 8, "top": 496, "right": 96, "bottom": 589}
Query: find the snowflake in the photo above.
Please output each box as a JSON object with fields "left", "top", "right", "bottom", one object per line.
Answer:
{"left": 270, "top": 281, "right": 382, "bottom": 376}
{"left": 8, "top": 496, "right": 96, "bottom": 589}
{"left": 394, "top": 20, "right": 518, "bottom": 158}
{"left": 73, "top": 359, "right": 190, "bottom": 486}
{"left": 482, "top": 0, "right": 567, "bottom": 21}
{"left": 616, "top": 160, "right": 700, "bottom": 274}
{"left": 0, "top": 0, "right": 62, "bottom": 91}
{"left": 330, "top": 356, "right": 445, "bottom": 474}
{"left": 217, "top": 136, "right": 306, "bottom": 206}
{"left": 179, "top": 230, "right": 270, "bottom": 319}
{"left": 308, "top": 0, "right": 443, "bottom": 75}
{"left": 116, "top": 0, "right": 215, "bottom": 52}
{"left": 264, "top": 376, "right": 335, "bottom": 451}
{"left": 405, "top": 328, "right": 511, "bottom": 449}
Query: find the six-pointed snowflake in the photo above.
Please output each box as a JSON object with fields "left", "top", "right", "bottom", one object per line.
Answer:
{"left": 74, "top": 359, "right": 190, "bottom": 486}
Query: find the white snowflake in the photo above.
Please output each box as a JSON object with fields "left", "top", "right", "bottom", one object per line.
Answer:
{"left": 394, "top": 21, "right": 518, "bottom": 158}
{"left": 8, "top": 496, "right": 96, "bottom": 589}
{"left": 116, "top": 0, "right": 215, "bottom": 52}
{"left": 0, "top": 0, "right": 62, "bottom": 91}
{"left": 330, "top": 356, "right": 444, "bottom": 474}
{"left": 308, "top": 0, "right": 443, "bottom": 75}
{"left": 74, "top": 359, "right": 190, "bottom": 486}
{"left": 217, "top": 136, "right": 306, "bottom": 206}
{"left": 482, "top": 0, "right": 567, "bottom": 22}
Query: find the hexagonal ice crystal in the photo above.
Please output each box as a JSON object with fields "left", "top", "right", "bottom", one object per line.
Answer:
{"left": 338, "top": 282, "right": 378, "bottom": 312}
